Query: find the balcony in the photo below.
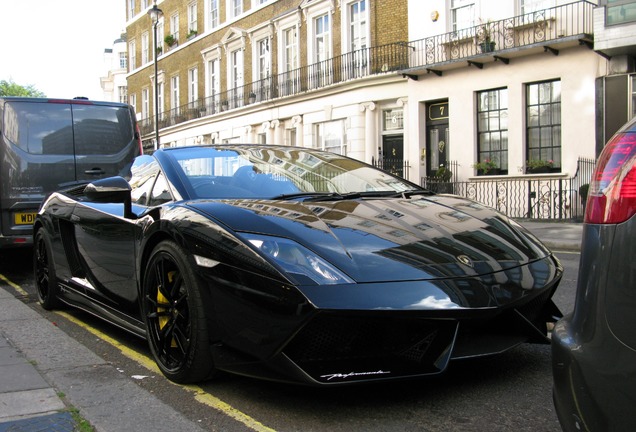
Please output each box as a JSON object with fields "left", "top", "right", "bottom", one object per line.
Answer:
{"left": 139, "top": 1, "right": 595, "bottom": 137}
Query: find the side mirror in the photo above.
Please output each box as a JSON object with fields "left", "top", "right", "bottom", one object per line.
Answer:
{"left": 84, "top": 177, "right": 133, "bottom": 218}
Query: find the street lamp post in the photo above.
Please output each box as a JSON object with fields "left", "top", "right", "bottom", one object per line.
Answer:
{"left": 148, "top": 4, "right": 163, "bottom": 150}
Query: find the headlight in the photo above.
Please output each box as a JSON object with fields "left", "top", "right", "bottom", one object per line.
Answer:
{"left": 241, "top": 233, "right": 354, "bottom": 285}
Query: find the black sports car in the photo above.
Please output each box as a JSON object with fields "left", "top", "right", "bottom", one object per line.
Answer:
{"left": 33, "top": 145, "right": 563, "bottom": 385}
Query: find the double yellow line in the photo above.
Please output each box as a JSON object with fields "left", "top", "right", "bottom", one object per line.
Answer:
{"left": 0, "top": 274, "right": 276, "bottom": 432}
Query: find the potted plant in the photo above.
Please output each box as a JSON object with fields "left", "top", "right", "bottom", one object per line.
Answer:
{"left": 164, "top": 34, "right": 177, "bottom": 47}
{"left": 156, "top": 46, "right": 163, "bottom": 55}
{"left": 476, "top": 19, "right": 496, "bottom": 53}
{"left": 526, "top": 159, "right": 554, "bottom": 173}
{"left": 472, "top": 158, "right": 499, "bottom": 175}
{"left": 186, "top": 29, "right": 198, "bottom": 40}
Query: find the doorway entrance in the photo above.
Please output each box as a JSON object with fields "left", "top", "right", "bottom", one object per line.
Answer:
{"left": 425, "top": 100, "right": 449, "bottom": 176}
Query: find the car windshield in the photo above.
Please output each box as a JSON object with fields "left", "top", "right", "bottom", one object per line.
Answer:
{"left": 163, "top": 145, "right": 419, "bottom": 200}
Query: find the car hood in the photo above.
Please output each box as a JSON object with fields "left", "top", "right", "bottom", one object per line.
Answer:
{"left": 187, "top": 195, "right": 551, "bottom": 283}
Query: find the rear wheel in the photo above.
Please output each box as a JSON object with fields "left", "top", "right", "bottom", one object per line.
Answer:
{"left": 142, "top": 240, "right": 214, "bottom": 383}
{"left": 33, "top": 229, "right": 62, "bottom": 310}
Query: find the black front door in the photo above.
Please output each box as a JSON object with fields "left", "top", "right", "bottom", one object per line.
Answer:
{"left": 382, "top": 135, "right": 404, "bottom": 177}
{"left": 426, "top": 101, "right": 449, "bottom": 176}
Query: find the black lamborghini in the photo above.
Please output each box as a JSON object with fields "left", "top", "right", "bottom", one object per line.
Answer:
{"left": 33, "top": 145, "right": 563, "bottom": 385}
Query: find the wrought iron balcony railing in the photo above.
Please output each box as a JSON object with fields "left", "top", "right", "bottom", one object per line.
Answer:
{"left": 139, "top": 0, "right": 595, "bottom": 137}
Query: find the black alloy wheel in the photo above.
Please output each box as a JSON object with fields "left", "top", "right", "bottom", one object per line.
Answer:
{"left": 143, "top": 240, "right": 214, "bottom": 384}
{"left": 33, "top": 229, "right": 61, "bottom": 310}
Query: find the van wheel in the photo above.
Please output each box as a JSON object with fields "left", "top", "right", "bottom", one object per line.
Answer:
{"left": 33, "top": 229, "right": 62, "bottom": 310}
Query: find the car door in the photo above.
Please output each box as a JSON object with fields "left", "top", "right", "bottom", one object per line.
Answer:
{"left": 71, "top": 200, "right": 140, "bottom": 316}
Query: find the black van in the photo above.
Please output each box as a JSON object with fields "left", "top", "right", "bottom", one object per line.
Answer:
{"left": 0, "top": 97, "right": 142, "bottom": 248}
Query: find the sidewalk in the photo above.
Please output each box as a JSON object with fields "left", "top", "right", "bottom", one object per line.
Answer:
{"left": 0, "top": 221, "right": 582, "bottom": 432}
{"left": 0, "top": 287, "right": 204, "bottom": 432}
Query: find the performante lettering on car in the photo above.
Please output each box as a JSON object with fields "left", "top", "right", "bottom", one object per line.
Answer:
{"left": 320, "top": 370, "right": 392, "bottom": 381}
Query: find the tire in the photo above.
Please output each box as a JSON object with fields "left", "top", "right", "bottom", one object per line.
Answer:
{"left": 142, "top": 240, "right": 215, "bottom": 383}
{"left": 33, "top": 229, "right": 62, "bottom": 310}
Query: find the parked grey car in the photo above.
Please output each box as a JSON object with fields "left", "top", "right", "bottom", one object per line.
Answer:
{"left": 552, "top": 117, "right": 636, "bottom": 431}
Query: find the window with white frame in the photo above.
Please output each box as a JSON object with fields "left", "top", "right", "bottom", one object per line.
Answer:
{"left": 130, "top": 94, "right": 137, "bottom": 113}
{"left": 119, "top": 52, "right": 127, "bottom": 69}
{"left": 276, "top": 12, "right": 299, "bottom": 96}
{"left": 188, "top": 2, "right": 198, "bottom": 36}
{"left": 208, "top": 0, "right": 219, "bottom": 29}
{"left": 476, "top": 88, "right": 508, "bottom": 175}
{"left": 257, "top": 38, "right": 270, "bottom": 80}
{"left": 171, "top": 76, "right": 180, "bottom": 112}
{"left": 526, "top": 79, "right": 561, "bottom": 171}
{"left": 129, "top": 40, "right": 136, "bottom": 70}
{"left": 142, "top": 88, "right": 149, "bottom": 120}
{"left": 450, "top": 0, "right": 475, "bottom": 31}
{"left": 141, "top": 32, "right": 149, "bottom": 64}
{"left": 520, "top": 0, "right": 554, "bottom": 14}
{"left": 157, "top": 81, "right": 164, "bottom": 119}
{"left": 229, "top": 0, "right": 242, "bottom": 19}
{"left": 118, "top": 86, "right": 128, "bottom": 104}
{"left": 141, "top": 0, "right": 149, "bottom": 9}
{"left": 170, "top": 13, "right": 180, "bottom": 43}
{"left": 229, "top": 49, "right": 244, "bottom": 107}
{"left": 188, "top": 67, "right": 198, "bottom": 104}
{"left": 315, "top": 120, "right": 346, "bottom": 154}
{"left": 310, "top": 13, "right": 332, "bottom": 88}
{"left": 345, "top": 0, "right": 368, "bottom": 78}
{"left": 206, "top": 57, "right": 220, "bottom": 111}
{"left": 157, "top": 18, "right": 165, "bottom": 56}
{"left": 128, "top": 0, "right": 135, "bottom": 20}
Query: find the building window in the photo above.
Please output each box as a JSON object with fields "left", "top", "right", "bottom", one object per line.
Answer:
{"left": 526, "top": 80, "right": 561, "bottom": 171}
{"left": 142, "top": 88, "right": 149, "bottom": 120}
{"left": 207, "top": 58, "right": 220, "bottom": 111}
{"left": 157, "top": 19, "right": 164, "bottom": 56}
{"left": 346, "top": 0, "right": 368, "bottom": 78}
{"left": 279, "top": 26, "right": 299, "bottom": 96}
{"left": 451, "top": 0, "right": 475, "bottom": 31}
{"left": 520, "top": 0, "right": 554, "bottom": 14}
{"left": 118, "top": 86, "right": 128, "bottom": 104}
{"left": 129, "top": 41, "right": 136, "bottom": 70}
{"left": 119, "top": 52, "right": 128, "bottom": 69}
{"left": 208, "top": 0, "right": 219, "bottom": 28}
{"left": 130, "top": 94, "right": 137, "bottom": 113}
{"left": 170, "top": 13, "right": 180, "bottom": 43}
{"left": 229, "top": 0, "right": 242, "bottom": 18}
{"left": 128, "top": 0, "right": 135, "bottom": 20}
{"left": 229, "top": 49, "right": 244, "bottom": 108}
{"left": 141, "top": 0, "right": 149, "bottom": 9}
{"left": 157, "top": 82, "right": 164, "bottom": 119}
{"left": 477, "top": 88, "right": 508, "bottom": 174}
{"left": 188, "top": 2, "right": 198, "bottom": 35}
{"left": 606, "top": 0, "right": 636, "bottom": 25}
{"left": 171, "top": 76, "right": 180, "bottom": 112}
{"left": 188, "top": 67, "right": 198, "bottom": 105}
{"left": 141, "top": 32, "right": 149, "bottom": 64}
{"left": 315, "top": 120, "right": 346, "bottom": 154}
{"left": 383, "top": 109, "right": 404, "bottom": 131}
{"left": 254, "top": 38, "right": 271, "bottom": 101}
{"left": 311, "top": 14, "right": 332, "bottom": 88}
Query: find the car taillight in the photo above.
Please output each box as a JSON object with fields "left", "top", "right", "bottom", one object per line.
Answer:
{"left": 585, "top": 132, "right": 636, "bottom": 224}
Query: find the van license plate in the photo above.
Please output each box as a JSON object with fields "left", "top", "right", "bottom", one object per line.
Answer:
{"left": 14, "top": 212, "right": 36, "bottom": 225}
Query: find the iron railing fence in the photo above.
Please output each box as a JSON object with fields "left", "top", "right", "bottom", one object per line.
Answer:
{"left": 372, "top": 157, "right": 412, "bottom": 181}
{"left": 138, "top": 1, "right": 594, "bottom": 136}
{"left": 139, "top": 41, "right": 411, "bottom": 135}
{"left": 406, "top": 1, "right": 594, "bottom": 69}
{"left": 422, "top": 157, "right": 595, "bottom": 221}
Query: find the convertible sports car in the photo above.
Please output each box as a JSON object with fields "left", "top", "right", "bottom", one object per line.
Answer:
{"left": 33, "top": 145, "right": 563, "bottom": 385}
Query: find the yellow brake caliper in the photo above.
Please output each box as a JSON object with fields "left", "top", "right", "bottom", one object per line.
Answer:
{"left": 157, "top": 270, "right": 178, "bottom": 347}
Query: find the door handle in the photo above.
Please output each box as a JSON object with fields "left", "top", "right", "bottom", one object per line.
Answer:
{"left": 84, "top": 168, "right": 106, "bottom": 175}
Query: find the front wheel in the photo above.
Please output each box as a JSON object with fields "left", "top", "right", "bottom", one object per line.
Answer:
{"left": 33, "top": 228, "right": 62, "bottom": 310}
{"left": 142, "top": 240, "right": 215, "bottom": 383}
